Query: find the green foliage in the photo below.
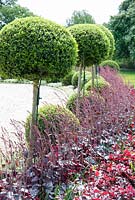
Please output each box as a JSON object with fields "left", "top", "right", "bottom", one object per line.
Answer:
{"left": 120, "top": 69, "right": 135, "bottom": 87}
{"left": 100, "top": 60, "right": 120, "bottom": 70}
{"left": 0, "top": 4, "right": 35, "bottom": 29}
{"left": 108, "top": 0, "right": 135, "bottom": 64}
{"left": 0, "top": 16, "right": 78, "bottom": 81}
{"left": 126, "top": 26, "right": 135, "bottom": 61}
{"left": 62, "top": 70, "right": 75, "bottom": 86}
{"left": 97, "top": 25, "right": 115, "bottom": 59}
{"left": 84, "top": 76, "right": 110, "bottom": 91}
{"left": 68, "top": 24, "right": 110, "bottom": 66}
{"left": 66, "top": 91, "right": 89, "bottom": 111}
{"left": 0, "top": 0, "right": 17, "bottom": 6}
{"left": 119, "top": 0, "right": 134, "bottom": 12}
{"left": 66, "top": 10, "right": 95, "bottom": 27}
{"left": 118, "top": 57, "right": 135, "bottom": 69}
{"left": 71, "top": 70, "right": 92, "bottom": 88}
{"left": 25, "top": 104, "right": 80, "bottom": 144}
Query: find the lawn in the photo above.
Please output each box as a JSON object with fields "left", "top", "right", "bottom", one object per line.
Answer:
{"left": 120, "top": 69, "right": 135, "bottom": 87}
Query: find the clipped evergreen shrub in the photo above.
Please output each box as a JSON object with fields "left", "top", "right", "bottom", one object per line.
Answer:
{"left": 25, "top": 104, "right": 80, "bottom": 144}
{"left": 66, "top": 91, "right": 89, "bottom": 111}
{"left": 68, "top": 24, "right": 110, "bottom": 66}
{"left": 0, "top": 16, "right": 78, "bottom": 81}
{"left": 71, "top": 71, "right": 92, "bottom": 88}
{"left": 100, "top": 60, "right": 120, "bottom": 71}
{"left": 0, "top": 16, "right": 78, "bottom": 129}
{"left": 84, "top": 76, "right": 110, "bottom": 91}
{"left": 62, "top": 70, "right": 75, "bottom": 86}
{"left": 97, "top": 25, "right": 115, "bottom": 59}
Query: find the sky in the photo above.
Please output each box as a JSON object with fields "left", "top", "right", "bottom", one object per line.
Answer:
{"left": 18, "top": 0, "right": 123, "bottom": 25}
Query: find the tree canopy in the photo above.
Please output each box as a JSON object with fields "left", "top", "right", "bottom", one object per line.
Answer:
{"left": 96, "top": 25, "right": 115, "bottom": 59}
{"left": 68, "top": 24, "right": 109, "bottom": 66}
{"left": 66, "top": 10, "right": 95, "bottom": 27}
{"left": 108, "top": 0, "right": 135, "bottom": 64}
{"left": 0, "top": 16, "right": 78, "bottom": 127}
{"left": 0, "top": 0, "right": 17, "bottom": 6}
{"left": 0, "top": 16, "right": 78, "bottom": 80}
{"left": 0, "top": 4, "right": 35, "bottom": 29}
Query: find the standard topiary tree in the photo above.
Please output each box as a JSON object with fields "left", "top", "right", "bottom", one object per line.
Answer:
{"left": 0, "top": 16, "right": 78, "bottom": 138}
{"left": 68, "top": 24, "right": 109, "bottom": 68}
{"left": 96, "top": 25, "right": 115, "bottom": 59}
{"left": 68, "top": 24, "right": 110, "bottom": 103}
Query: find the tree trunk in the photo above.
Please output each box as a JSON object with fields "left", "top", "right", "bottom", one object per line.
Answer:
{"left": 30, "top": 80, "right": 40, "bottom": 141}
{"left": 91, "top": 65, "right": 95, "bottom": 88}
{"left": 28, "top": 79, "right": 40, "bottom": 165}
{"left": 76, "top": 64, "right": 82, "bottom": 115}
{"left": 77, "top": 64, "right": 82, "bottom": 98}
{"left": 82, "top": 65, "right": 86, "bottom": 97}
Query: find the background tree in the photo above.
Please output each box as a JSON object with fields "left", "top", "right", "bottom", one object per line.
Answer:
{"left": 108, "top": 0, "right": 135, "bottom": 67}
{"left": 0, "top": 4, "right": 35, "bottom": 29}
{"left": 66, "top": 10, "right": 95, "bottom": 27}
{"left": 0, "top": 16, "right": 78, "bottom": 137}
{"left": 0, "top": 0, "right": 17, "bottom": 6}
{"left": 68, "top": 24, "right": 109, "bottom": 103}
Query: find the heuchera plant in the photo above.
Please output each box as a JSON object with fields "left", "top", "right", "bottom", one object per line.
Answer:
{"left": 0, "top": 67, "right": 135, "bottom": 200}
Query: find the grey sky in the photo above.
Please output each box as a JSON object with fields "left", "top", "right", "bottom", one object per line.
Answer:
{"left": 18, "top": 0, "right": 123, "bottom": 25}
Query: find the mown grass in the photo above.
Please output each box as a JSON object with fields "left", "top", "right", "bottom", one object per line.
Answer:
{"left": 120, "top": 69, "right": 135, "bottom": 87}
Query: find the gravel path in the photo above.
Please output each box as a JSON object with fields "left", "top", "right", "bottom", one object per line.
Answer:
{"left": 0, "top": 83, "right": 74, "bottom": 134}
{"left": 0, "top": 83, "right": 74, "bottom": 153}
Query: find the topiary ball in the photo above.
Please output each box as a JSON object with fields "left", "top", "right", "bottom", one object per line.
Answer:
{"left": 66, "top": 91, "right": 89, "bottom": 112}
{"left": 97, "top": 25, "right": 115, "bottom": 59}
{"left": 0, "top": 16, "right": 78, "bottom": 81}
{"left": 25, "top": 104, "right": 80, "bottom": 145}
{"left": 62, "top": 70, "right": 75, "bottom": 86}
{"left": 68, "top": 24, "right": 110, "bottom": 66}
{"left": 71, "top": 71, "right": 92, "bottom": 88}
{"left": 100, "top": 60, "right": 120, "bottom": 71}
{"left": 84, "top": 76, "right": 110, "bottom": 91}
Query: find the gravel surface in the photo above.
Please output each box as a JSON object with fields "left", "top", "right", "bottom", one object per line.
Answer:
{"left": 0, "top": 83, "right": 74, "bottom": 134}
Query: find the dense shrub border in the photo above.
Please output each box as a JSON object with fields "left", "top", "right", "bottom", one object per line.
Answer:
{"left": 0, "top": 67, "right": 135, "bottom": 200}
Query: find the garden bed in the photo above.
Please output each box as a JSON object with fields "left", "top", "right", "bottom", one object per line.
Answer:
{"left": 0, "top": 67, "right": 135, "bottom": 200}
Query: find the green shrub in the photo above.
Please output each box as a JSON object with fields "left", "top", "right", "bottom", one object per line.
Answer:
{"left": 100, "top": 60, "right": 120, "bottom": 71}
{"left": 97, "top": 25, "right": 115, "bottom": 59}
{"left": 84, "top": 76, "right": 109, "bottom": 91}
{"left": 25, "top": 104, "right": 80, "bottom": 144}
{"left": 66, "top": 91, "right": 89, "bottom": 111}
{"left": 71, "top": 71, "right": 92, "bottom": 88}
{"left": 0, "top": 16, "right": 78, "bottom": 81}
{"left": 68, "top": 24, "right": 110, "bottom": 66}
{"left": 62, "top": 70, "right": 75, "bottom": 86}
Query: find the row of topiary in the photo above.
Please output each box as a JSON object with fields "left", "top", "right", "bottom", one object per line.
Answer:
{"left": 0, "top": 16, "right": 119, "bottom": 150}
{"left": 62, "top": 60, "right": 120, "bottom": 87}
{"left": 25, "top": 71, "right": 110, "bottom": 145}
{"left": 0, "top": 16, "right": 117, "bottom": 130}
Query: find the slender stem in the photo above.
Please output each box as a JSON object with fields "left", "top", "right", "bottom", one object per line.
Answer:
{"left": 76, "top": 64, "right": 82, "bottom": 115}
{"left": 83, "top": 65, "right": 86, "bottom": 97}
{"left": 32, "top": 80, "right": 39, "bottom": 123}
{"left": 92, "top": 65, "right": 95, "bottom": 88}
